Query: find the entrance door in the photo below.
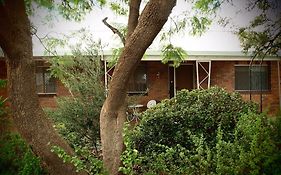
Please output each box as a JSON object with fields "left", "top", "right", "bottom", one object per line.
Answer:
{"left": 169, "top": 64, "right": 194, "bottom": 98}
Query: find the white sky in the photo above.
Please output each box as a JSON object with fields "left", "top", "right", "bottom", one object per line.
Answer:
{"left": 30, "top": 0, "right": 261, "bottom": 56}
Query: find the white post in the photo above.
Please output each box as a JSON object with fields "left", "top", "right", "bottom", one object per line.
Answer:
{"left": 208, "top": 61, "right": 211, "bottom": 88}
{"left": 196, "top": 61, "right": 199, "bottom": 89}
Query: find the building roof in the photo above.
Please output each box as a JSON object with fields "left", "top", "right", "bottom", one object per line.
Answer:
{"left": 1, "top": 49, "right": 280, "bottom": 61}
{"left": 103, "top": 50, "right": 281, "bottom": 61}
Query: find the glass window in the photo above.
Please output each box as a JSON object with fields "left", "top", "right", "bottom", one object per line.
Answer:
{"left": 36, "top": 67, "right": 56, "bottom": 94}
{"left": 235, "top": 65, "right": 269, "bottom": 91}
{"left": 128, "top": 64, "right": 147, "bottom": 93}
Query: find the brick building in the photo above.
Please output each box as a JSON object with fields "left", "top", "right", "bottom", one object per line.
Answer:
{"left": 0, "top": 51, "right": 281, "bottom": 113}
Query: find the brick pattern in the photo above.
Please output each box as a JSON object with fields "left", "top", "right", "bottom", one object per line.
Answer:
{"left": 38, "top": 79, "right": 71, "bottom": 108}
{"left": 0, "top": 59, "right": 280, "bottom": 113}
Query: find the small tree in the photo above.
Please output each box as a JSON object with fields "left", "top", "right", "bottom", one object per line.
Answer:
{"left": 45, "top": 32, "right": 105, "bottom": 154}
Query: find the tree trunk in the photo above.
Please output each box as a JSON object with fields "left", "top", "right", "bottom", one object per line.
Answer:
{"left": 0, "top": 1, "right": 85, "bottom": 174}
{"left": 100, "top": 1, "right": 176, "bottom": 174}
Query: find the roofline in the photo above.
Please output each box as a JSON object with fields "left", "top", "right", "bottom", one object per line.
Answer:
{"left": 102, "top": 50, "right": 281, "bottom": 61}
{"left": 1, "top": 50, "right": 280, "bottom": 61}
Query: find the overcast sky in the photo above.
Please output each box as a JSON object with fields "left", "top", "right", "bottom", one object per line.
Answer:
{"left": 30, "top": 0, "right": 262, "bottom": 56}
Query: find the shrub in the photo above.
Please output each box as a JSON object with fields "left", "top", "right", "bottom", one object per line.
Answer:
{"left": 133, "top": 87, "right": 256, "bottom": 154}
{"left": 0, "top": 134, "right": 44, "bottom": 175}
{"left": 0, "top": 79, "right": 7, "bottom": 117}
{"left": 47, "top": 96, "right": 102, "bottom": 152}
{"left": 120, "top": 87, "right": 281, "bottom": 175}
{"left": 46, "top": 55, "right": 105, "bottom": 174}
{"left": 46, "top": 55, "right": 105, "bottom": 151}
{"left": 214, "top": 112, "right": 279, "bottom": 175}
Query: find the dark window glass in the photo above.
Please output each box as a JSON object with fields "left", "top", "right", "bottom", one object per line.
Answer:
{"left": 235, "top": 65, "right": 269, "bottom": 91}
{"left": 36, "top": 67, "right": 56, "bottom": 94}
{"left": 128, "top": 65, "right": 147, "bottom": 93}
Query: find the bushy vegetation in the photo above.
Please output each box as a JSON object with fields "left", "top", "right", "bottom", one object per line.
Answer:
{"left": 0, "top": 79, "right": 44, "bottom": 175}
{"left": 0, "top": 79, "right": 7, "bottom": 117}
{"left": 46, "top": 55, "right": 105, "bottom": 174}
{"left": 0, "top": 134, "right": 44, "bottom": 175}
{"left": 120, "top": 87, "right": 281, "bottom": 175}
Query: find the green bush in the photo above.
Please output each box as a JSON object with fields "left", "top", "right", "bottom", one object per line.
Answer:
{"left": 119, "top": 87, "right": 281, "bottom": 174}
{"left": 46, "top": 55, "right": 105, "bottom": 150}
{"left": 46, "top": 55, "right": 105, "bottom": 174}
{"left": 47, "top": 96, "right": 102, "bottom": 152}
{"left": 0, "top": 79, "right": 7, "bottom": 117}
{"left": 133, "top": 87, "right": 256, "bottom": 154}
{"left": 0, "top": 134, "right": 44, "bottom": 175}
{"left": 214, "top": 112, "right": 280, "bottom": 175}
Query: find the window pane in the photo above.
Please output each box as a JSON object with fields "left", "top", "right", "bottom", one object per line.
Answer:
{"left": 128, "top": 65, "right": 147, "bottom": 93}
{"left": 250, "top": 67, "right": 268, "bottom": 90}
{"left": 36, "top": 67, "right": 56, "bottom": 94}
{"left": 235, "top": 67, "right": 249, "bottom": 90}
{"left": 235, "top": 66, "right": 269, "bottom": 91}
{"left": 36, "top": 72, "right": 44, "bottom": 93}
{"left": 44, "top": 72, "right": 56, "bottom": 93}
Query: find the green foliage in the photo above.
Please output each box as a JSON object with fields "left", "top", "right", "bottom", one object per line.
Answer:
{"left": 0, "top": 79, "right": 7, "bottom": 117}
{"left": 133, "top": 87, "right": 256, "bottom": 154}
{"left": 119, "top": 124, "right": 142, "bottom": 175}
{"left": 26, "top": 0, "right": 106, "bottom": 21}
{"left": 0, "top": 133, "right": 44, "bottom": 175}
{"left": 45, "top": 30, "right": 105, "bottom": 174}
{"left": 194, "top": 0, "right": 222, "bottom": 13}
{"left": 46, "top": 95, "right": 103, "bottom": 150}
{"left": 46, "top": 55, "right": 104, "bottom": 152}
{"left": 121, "top": 87, "right": 281, "bottom": 174}
{"left": 190, "top": 16, "right": 211, "bottom": 36}
{"left": 213, "top": 112, "right": 279, "bottom": 175}
{"left": 109, "top": 1, "right": 128, "bottom": 16}
{"left": 161, "top": 44, "right": 187, "bottom": 68}
{"left": 51, "top": 145, "right": 106, "bottom": 175}
{"left": 0, "top": 79, "right": 6, "bottom": 88}
{"left": 236, "top": 0, "right": 281, "bottom": 58}
{"left": 107, "top": 47, "right": 123, "bottom": 68}
{"left": 121, "top": 87, "right": 280, "bottom": 174}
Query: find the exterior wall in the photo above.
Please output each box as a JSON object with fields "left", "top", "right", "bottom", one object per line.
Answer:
{"left": 211, "top": 61, "right": 280, "bottom": 114}
{"left": 137, "top": 60, "right": 280, "bottom": 114}
{"left": 0, "top": 60, "right": 70, "bottom": 108}
{"left": 0, "top": 59, "right": 280, "bottom": 113}
{"left": 38, "top": 80, "right": 70, "bottom": 108}
{"left": 130, "top": 61, "right": 169, "bottom": 106}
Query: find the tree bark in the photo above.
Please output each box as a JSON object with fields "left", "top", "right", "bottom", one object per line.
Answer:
{"left": 100, "top": 0, "right": 176, "bottom": 174}
{"left": 0, "top": 1, "right": 85, "bottom": 174}
{"left": 126, "top": 0, "right": 141, "bottom": 40}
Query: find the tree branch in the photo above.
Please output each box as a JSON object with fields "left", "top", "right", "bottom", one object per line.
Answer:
{"left": 102, "top": 17, "right": 125, "bottom": 45}
{"left": 126, "top": 0, "right": 141, "bottom": 40}
{"left": 31, "top": 26, "right": 58, "bottom": 56}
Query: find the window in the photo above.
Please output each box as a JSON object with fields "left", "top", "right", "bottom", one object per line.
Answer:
{"left": 128, "top": 64, "right": 147, "bottom": 93}
{"left": 235, "top": 65, "right": 269, "bottom": 91}
{"left": 36, "top": 67, "right": 56, "bottom": 94}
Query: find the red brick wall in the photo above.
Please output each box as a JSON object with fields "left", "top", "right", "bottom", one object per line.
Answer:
{"left": 129, "top": 61, "right": 169, "bottom": 107}
{"left": 137, "top": 61, "right": 280, "bottom": 114}
{"left": 38, "top": 80, "right": 70, "bottom": 108}
{"left": 143, "top": 61, "right": 169, "bottom": 102}
{"left": 1, "top": 59, "right": 280, "bottom": 113}
{"left": 211, "top": 61, "right": 280, "bottom": 114}
{"left": 0, "top": 60, "right": 70, "bottom": 108}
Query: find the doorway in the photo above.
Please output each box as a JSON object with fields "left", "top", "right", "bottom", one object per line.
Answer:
{"left": 169, "top": 64, "right": 195, "bottom": 98}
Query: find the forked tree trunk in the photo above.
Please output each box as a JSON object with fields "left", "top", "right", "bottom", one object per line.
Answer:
{"left": 0, "top": 1, "right": 84, "bottom": 174}
{"left": 100, "top": 1, "right": 176, "bottom": 174}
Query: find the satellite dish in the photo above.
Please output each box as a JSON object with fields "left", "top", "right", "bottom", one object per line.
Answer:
{"left": 147, "top": 100, "right": 156, "bottom": 108}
